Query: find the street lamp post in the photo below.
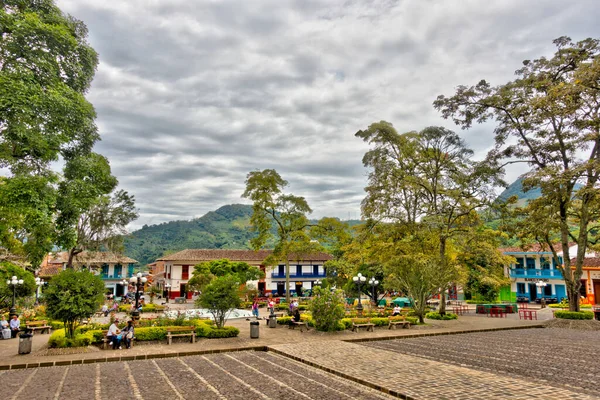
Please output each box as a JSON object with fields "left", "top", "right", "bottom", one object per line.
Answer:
{"left": 536, "top": 280, "right": 547, "bottom": 308}
{"left": 369, "top": 277, "right": 379, "bottom": 306}
{"left": 165, "top": 282, "right": 171, "bottom": 303}
{"left": 35, "top": 277, "right": 44, "bottom": 305}
{"left": 6, "top": 276, "right": 23, "bottom": 317}
{"left": 352, "top": 273, "right": 367, "bottom": 316}
{"left": 129, "top": 273, "right": 147, "bottom": 319}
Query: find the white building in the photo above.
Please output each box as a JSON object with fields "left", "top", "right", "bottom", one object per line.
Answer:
{"left": 154, "top": 249, "right": 332, "bottom": 299}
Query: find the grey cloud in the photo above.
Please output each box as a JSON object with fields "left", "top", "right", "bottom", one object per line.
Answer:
{"left": 54, "top": 0, "right": 600, "bottom": 229}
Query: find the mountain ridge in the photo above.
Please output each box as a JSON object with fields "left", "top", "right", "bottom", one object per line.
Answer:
{"left": 124, "top": 204, "right": 361, "bottom": 266}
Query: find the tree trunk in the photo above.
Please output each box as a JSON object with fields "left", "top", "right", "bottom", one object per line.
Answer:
{"left": 285, "top": 259, "right": 290, "bottom": 305}
{"left": 67, "top": 247, "right": 82, "bottom": 269}
{"left": 439, "top": 290, "right": 446, "bottom": 315}
{"left": 438, "top": 235, "right": 447, "bottom": 315}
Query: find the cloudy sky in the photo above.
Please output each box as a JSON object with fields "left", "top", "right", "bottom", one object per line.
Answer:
{"left": 55, "top": 0, "right": 600, "bottom": 230}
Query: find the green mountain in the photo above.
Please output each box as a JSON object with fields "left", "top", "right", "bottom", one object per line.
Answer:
{"left": 496, "top": 176, "right": 583, "bottom": 206}
{"left": 124, "top": 204, "right": 361, "bottom": 266}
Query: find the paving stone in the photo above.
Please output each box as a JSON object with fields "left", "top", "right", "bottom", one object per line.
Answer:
{"left": 362, "top": 328, "right": 600, "bottom": 396}
{"left": 269, "top": 340, "right": 598, "bottom": 400}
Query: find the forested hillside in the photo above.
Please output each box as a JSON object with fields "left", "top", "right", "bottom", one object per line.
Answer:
{"left": 124, "top": 204, "right": 361, "bottom": 266}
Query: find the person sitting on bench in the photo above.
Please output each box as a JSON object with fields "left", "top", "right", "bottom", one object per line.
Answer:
{"left": 392, "top": 305, "right": 402, "bottom": 316}
{"left": 292, "top": 307, "right": 301, "bottom": 322}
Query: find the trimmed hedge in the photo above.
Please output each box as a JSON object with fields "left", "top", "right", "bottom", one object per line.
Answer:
{"left": 554, "top": 311, "right": 594, "bottom": 320}
{"left": 205, "top": 327, "right": 240, "bottom": 338}
{"left": 549, "top": 303, "right": 592, "bottom": 309}
{"left": 425, "top": 312, "right": 458, "bottom": 320}
{"left": 48, "top": 329, "right": 95, "bottom": 348}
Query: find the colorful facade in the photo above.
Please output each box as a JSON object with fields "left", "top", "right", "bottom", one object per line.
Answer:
{"left": 39, "top": 251, "right": 139, "bottom": 297}
{"left": 502, "top": 244, "right": 599, "bottom": 304}
{"left": 154, "top": 249, "right": 332, "bottom": 299}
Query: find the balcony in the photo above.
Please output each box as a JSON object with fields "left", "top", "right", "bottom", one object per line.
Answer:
{"left": 509, "top": 268, "right": 563, "bottom": 279}
{"left": 271, "top": 272, "right": 326, "bottom": 279}
{"left": 100, "top": 274, "right": 128, "bottom": 280}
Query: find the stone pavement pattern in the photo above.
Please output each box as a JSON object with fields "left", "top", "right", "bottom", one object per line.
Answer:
{"left": 0, "top": 351, "right": 396, "bottom": 400}
{"left": 363, "top": 328, "right": 600, "bottom": 397}
{"left": 270, "top": 339, "right": 599, "bottom": 400}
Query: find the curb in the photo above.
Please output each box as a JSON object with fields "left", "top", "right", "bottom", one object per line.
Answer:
{"left": 0, "top": 345, "right": 267, "bottom": 371}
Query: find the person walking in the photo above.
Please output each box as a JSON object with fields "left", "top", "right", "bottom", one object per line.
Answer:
{"left": 251, "top": 299, "right": 259, "bottom": 319}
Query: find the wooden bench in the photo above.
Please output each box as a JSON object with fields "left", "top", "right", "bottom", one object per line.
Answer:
{"left": 388, "top": 317, "right": 411, "bottom": 329}
{"left": 288, "top": 320, "right": 308, "bottom": 332}
{"left": 351, "top": 318, "right": 374, "bottom": 332}
{"left": 25, "top": 320, "right": 51, "bottom": 334}
{"left": 167, "top": 326, "right": 196, "bottom": 345}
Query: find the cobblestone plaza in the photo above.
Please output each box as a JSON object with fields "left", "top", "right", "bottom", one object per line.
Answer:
{"left": 1, "top": 327, "right": 598, "bottom": 399}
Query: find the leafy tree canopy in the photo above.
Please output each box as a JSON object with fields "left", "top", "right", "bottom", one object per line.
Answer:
{"left": 435, "top": 36, "right": 600, "bottom": 311}
{"left": 196, "top": 275, "right": 242, "bottom": 328}
{"left": 45, "top": 269, "right": 104, "bottom": 338}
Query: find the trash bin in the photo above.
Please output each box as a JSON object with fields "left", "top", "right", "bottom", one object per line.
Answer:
{"left": 18, "top": 332, "right": 33, "bottom": 354}
{"left": 250, "top": 321, "right": 260, "bottom": 339}
{"left": 268, "top": 314, "right": 277, "bottom": 328}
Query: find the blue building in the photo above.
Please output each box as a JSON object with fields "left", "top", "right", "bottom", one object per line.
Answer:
{"left": 501, "top": 245, "right": 566, "bottom": 302}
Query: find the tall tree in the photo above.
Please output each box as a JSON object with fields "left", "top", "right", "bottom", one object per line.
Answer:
{"left": 55, "top": 153, "right": 137, "bottom": 268}
{"left": 434, "top": 37, "right": 600, "bottom": 311}
{"left": 356, "top": 123, "right": 497, "bottom": 313}
{"left": 0, "top": 0, "right": 102, "bottom": 266}
{"left": 242, "top": 169, "right": 316, "bottom": 304}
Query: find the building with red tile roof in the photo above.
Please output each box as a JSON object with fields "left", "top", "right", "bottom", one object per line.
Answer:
{"left": 154, "top": 249, "right": 332, "bottom": 299}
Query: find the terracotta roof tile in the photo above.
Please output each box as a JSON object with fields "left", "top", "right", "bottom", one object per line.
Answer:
{"left": 499, "top": 242, "right": 576, "bottom": 254}
{"left": 157, "top": 249, "right": 332, "bottom": 263}
{"left": 570, "top": 257, "right": 600, "bottom": 267}
{"left": 42, "top": 251, "right": 138, "bottom": 268}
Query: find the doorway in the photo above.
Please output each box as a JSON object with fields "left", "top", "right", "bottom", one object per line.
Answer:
{"left": 295, "top": 282, "right": 303, "bottom": 297}
{"left": 594, "top": 280, "right": 600, "bottom": 304}
{"left": 528, "top": 283, "right": 538, "bottom": 301}
{"left": 180, "top": 283, "right": 187, "bottom": 299}
{"left": 277, "top": 282, "right": 285, "bottom": 296}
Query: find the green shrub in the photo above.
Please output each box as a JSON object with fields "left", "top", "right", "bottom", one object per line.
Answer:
{"left": 134, "top": 327, "right": 169, "bottom": 341}
{"left": 195, "top": 324, "right": 213, "bottom": 337}
{"left": 549, "top": 303, "right": 592, "bottom": 309}
{"left": 425, "top": 312, "right": 458, "bottom": 320}
{"left": 277, "top": 316, "right": 292, "bottom": 325}
{"left": 340, "top": 318, "right": 353, "bottom": 329}
{"left": 49, "top": 329, "right": 98, "bottom": 348}
{"left": 554, "top": 311, "right": 594, "bottom": 320}
{"left": 276, "top": 304, "right": 289, "bottom": 311}
{"left": 48, "top": 329, "right": 67, "bottom": 348}
{"left": 74, "top": 331, "right": 95, "bottom": 346}
{"left": 204, "top": 326, "right": 239, "bottom": 338}
{"left": 369, "top": 317, "right": 389, "bottom": 327}
{"left": 309, "top": 287, "right": 346, "bottom": 332}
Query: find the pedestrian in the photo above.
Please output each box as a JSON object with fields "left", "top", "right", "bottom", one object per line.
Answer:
{"left": 267, "top": 298, "right": 275, "bottom": 315}
{"left": 111, "top": 301, "right": 118, "bottom": 312}
{"left": 251, "top": 299, "right": 259, "bottom": 319}
{"left": 107, "top": 318, "right": 122, "bottom": 349}
{"left": 9, "top": 315, "right": 20, "bottom": 338}
{"left": 121, "top": 320, "right": 135, "bottom": 349}
{"left": 101, "top": 304, "right": 109, "bottom": 317}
